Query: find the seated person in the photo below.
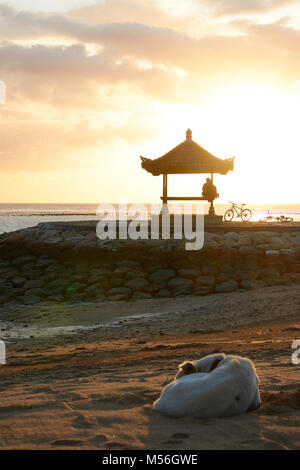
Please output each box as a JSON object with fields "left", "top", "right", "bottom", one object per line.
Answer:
{"left": 202, "top": 178, "right": 219, "bottom": 202}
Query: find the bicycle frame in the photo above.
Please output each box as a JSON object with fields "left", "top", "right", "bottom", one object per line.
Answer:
{"left": 231, "top": 204, "right": 243, "bottom": 218}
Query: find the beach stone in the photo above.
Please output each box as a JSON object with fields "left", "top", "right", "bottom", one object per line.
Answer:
{"left": 115, "top": 260, "right": 141, "bottom": 268}
{"left": 75, "top": 264, "right": 90, "bottom": 273}
{"left": 44, "top": 235, "right": 62, "bottom": 244}
{"left": 125, "top": 278, "right": 149, "bottom": 291}
{"left": 12, "top": 276, "right": 26, "bottom": 287}
{"left": 0, "top": 265, "right": 12, "bottom": 275}
{"left": 216, "top": 273, "right": 237, "bottom": 283}
{"left": 47, "top": 294, "right": 64, "bottom": 302}
{"left": 71, "top": 282, "right": 87, "bottom": 293}
{"left": 84, "top": 284, "right": 105, "bottom": 297}
{"left": 204, "top": 239, "right": 219, "bottom": 248}
{"left": 107, "top": 294, "right": 128, "bottom": 301}
{"left": 240, "top": 280, "right": 265, "bottom": 290}
{"left": 149, "top": 269, "right": 175, "bottom": 283}
{"left": 89, "top": 274, "right": 110, "bottom": 284}
{"left": 215, "top": 280, "right": 238, "bottom": 293}
{"left": 71, "top": 273, "right": 87, "bottom": 282}
{"left": 106, "top": 287, "right": 131, "bottom": 297}
{"left": 12, "top": 255, "right": 35, "bottom": 266}
{"left": 2, "top": 268, "right": 19, "bottom": 279}
{"left": 39, "top": 229, "right": 60, "bottom": 239}
{"left": 268, "top": 237, "right": 285, "bottom": 250}
{"left": 23, "top": 279, "right": 45, "bottom": 289}
{"left": 168, "top": 277, "right": 194, "bottom": 289}
{"left": 144, "top": 281, "right": 167, "bottom": 293}
{"left": 35, "top": 257, "right": 54, "bottom": 268}
{"left": 110, "top": 277, "right": 125, "bottom": 288}
{"left": 21, "top": 262, "right": 36, "bottom": 271}
{"left": 265, "top": 277, "right": 288, "bottom": 287}
{"left": 20, "top": 295, "right": 41, "bottom": 305}
{"left": 265, "top": 250, "right": 280, "bottom": 256}
{"left": 66, "top": 293, "right": 85, "bottom": 301}
{"left": 23, "top": 269, "right": 43, "bottom": 279}
{"left": 83, "top": 232, "right": 97, "bottom": 241}
{"left": 44, "top": 264, "right": 61, "bottom": 273}
{"left": 238, "top": 246, "right": 258, "bottom": 256}
{"left": 0, "top": 294, "right": 11, "bottom": 303}
{"left": 223, "top": 232, "right": 239, "bottom": 241}
{"left": 43, "top": 272, "right": 60, "bottom": 283}
{"left": 125, "top": 270, "right": 147, "bottom": 280}
{"left": 63, "top": 233, "right": 85, "bottom": 241}
{"left": 236, "top": 270, "right": 258, "bottom": 281}
{"left": 131, "top": 292, "right": 152, "bottom": 300}
{"left": 113, "top": 267, "right": 131, "bottom": 276}
{"left": 288, "top": 273, "right": 300, "bottom": 283}
{"left": 26, "top": 288, "right": 45, "bottom": 297}
{"left": 145, "top": 264, "right": 168, "bottom": 273}
{"left": 258, "top": 268, "right": 280, "bottom": 280}
{"left": 223, "top": 238, "right": 238, "bottom": 248}
{"left": 195, "top": 275, "right": 215, "bottom": 289}
{"left": 155, "top": 289, "right": 171, "bottom": 298}
{"left": 219, "top": 263, "right": 235, "bottom": 274}
{"left": 0, "top": 283, "right": 12, "bottom": 296}
{"left": 238, "top": 237, "right": 252, "bottom": 246}
{"left": 177, "top": 268, "right": 200, "bottom": 279}
{"left": 194, "top": 287, "right": 211, "bottom": 296}
{"left": 280, "top": 249, "right": 295, "bottom": 256}
{"left": 202, "top": 265, "right": 218, "bottom": 276}
{"left": 47, "top": 285, "right": 66, "bottom": 295}
{"left": 46, "top": 278, "right": 69, "bottom": 289}
{"left": 173, "top": 286, "right": 193, "bottom": 296}
{"left": 90, "top": 268, "right": 111, "bottom": 277}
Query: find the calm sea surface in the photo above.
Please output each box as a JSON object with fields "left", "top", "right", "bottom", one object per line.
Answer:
{"left": 0, "top": 203, "right": 299, "bottom": 235}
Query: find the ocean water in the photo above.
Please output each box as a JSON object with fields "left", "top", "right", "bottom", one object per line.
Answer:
{"left": 0, "top": 203, "right": 299, "bottom": 235}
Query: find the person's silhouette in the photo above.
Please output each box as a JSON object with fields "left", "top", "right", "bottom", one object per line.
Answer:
{"left": 202, "top": 178, "right": 219, "bottom": 202}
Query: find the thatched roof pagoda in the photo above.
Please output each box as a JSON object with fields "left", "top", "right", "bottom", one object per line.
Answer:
{"left": 140, "top": 129, "right": 234, "bottom": 176}
{"left": 140, "top": 129, "right": 235, "bottom": 221}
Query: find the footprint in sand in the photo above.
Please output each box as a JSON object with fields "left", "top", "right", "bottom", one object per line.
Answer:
{"left": 163, "top": 439, "right": 184, "bottom": 445}
{"left": 104, "top": 441, "right": 125, "bottom": 449}
{"left": 51, "top": 439, "right": 84, "bottom": 446}
{"left": 171, "top": 432, "right": 190, "bottom": 439}
{"left": 163, "top": 432, "right": 190, "bottom": 445}
{"left": 72, "top": 414, "right": 94, "bottom": 429}
{"left": 91, "top": 434, "right": 108, "bottom": 446}
{"left": 117, "top": 394, "right": 146, "bottom": 407}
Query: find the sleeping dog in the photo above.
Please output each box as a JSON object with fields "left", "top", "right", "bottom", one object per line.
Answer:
{"left": 153, "top": 353, "right": 261, "bottom": 418}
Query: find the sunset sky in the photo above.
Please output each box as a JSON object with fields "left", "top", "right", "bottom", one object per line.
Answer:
{"left": 0, "top": 0, "right": 300, "bottom": 204}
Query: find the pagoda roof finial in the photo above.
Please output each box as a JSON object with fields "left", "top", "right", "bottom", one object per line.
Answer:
{"left": 186, "top": 128, "right": 192, "bottom": 141}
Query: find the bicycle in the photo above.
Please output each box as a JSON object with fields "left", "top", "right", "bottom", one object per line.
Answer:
{"left": 259, "top": 215, "right": 294, "bottom": 223}
{"left": 224, "top": 202, "right": 252, "bottom": 222}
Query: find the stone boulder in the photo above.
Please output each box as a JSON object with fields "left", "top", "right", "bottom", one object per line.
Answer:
{"left": 215, "top": 280, "right": 238, "bottom": 293}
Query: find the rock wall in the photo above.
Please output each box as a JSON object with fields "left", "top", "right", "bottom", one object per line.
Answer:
{"left": 0, "top": 224, "right": 299, "bottom": 305}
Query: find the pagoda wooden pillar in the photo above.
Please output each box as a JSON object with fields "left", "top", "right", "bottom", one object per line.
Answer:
{"left": 161, "top": 173, "right": 169, "bottom": 215}
{"left": 162, "top": 174, "right": 168, "bottom": 204}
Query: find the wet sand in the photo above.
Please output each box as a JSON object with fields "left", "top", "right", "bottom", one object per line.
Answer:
{"left": 0, "top": 286, "right": 299, "bottom": 450}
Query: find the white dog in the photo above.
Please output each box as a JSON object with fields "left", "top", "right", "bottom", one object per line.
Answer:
{"left": 153, "top": 353, "right": 261, "bottom": 418}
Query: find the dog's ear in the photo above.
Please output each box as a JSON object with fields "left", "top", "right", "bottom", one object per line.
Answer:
{"left": 179, "top": 361, "right": 197, "bottom": 375}
{"left": 209, "top": 357, "right": 223, "bottom": 372}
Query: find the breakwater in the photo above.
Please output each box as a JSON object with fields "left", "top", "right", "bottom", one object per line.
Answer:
{"left": 0, "top": 222, "right": 299, "bottom": 305}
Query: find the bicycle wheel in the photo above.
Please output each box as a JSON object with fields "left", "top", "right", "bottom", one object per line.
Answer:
{"left": 224, "top": 209, "right": 234, "bottom": 222}
{"left": 282, "top": 217, "right": 293, "bottom": 223}
{"left": 241, "top": 208, "right": 252, "bottom": 222}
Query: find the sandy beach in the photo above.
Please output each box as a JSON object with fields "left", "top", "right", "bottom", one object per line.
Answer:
{"left": 0, "top": 285, "right": 299, "bottom": 450}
